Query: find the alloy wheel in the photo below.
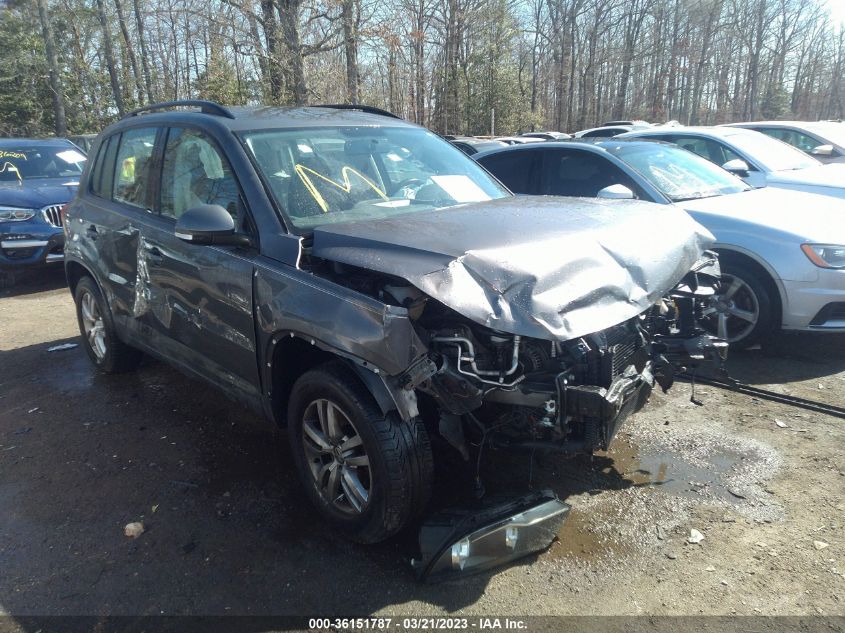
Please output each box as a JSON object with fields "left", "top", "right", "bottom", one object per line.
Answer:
{"left": 80, "top": 290, "right": 107, "bottom": 360}
{"left": 700, "top": 273, "right": 760, "bottom": 343}
{"left": 301, "top": 398, "right": 372, "bottom": 514}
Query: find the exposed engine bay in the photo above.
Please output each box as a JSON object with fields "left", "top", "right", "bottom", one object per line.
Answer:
{"left": 309, "top": 250, "right": 726, "bottom": 457}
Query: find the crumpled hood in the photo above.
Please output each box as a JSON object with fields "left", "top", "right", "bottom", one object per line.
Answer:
{"left": 769, "top": 163, "right": 845, "bottom": 189}
{"left": 0, "top": 178, "right": 78, "bottom": 209}
{"left": 311, "top": 196, "right": 714, "bottom": 341}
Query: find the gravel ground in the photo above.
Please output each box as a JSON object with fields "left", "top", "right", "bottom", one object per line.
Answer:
{"left": 0, "top": 267, "right": 843, "bottom": 620}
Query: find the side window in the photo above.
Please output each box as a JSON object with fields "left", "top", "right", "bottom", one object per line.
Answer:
{"left": 113, "top": 127, "right": 158, "bottom": 208}
{"left": 540, "top": 150, "right": 639, "bottom": 198}
{"left": 90, "top": 135, "right": 118, "bottom": 200}
{"left": 582, "top": 128, "right": 626, "bottom": 138}
{"left": 785, "top": 130, "right": 821, "bottom": 153}
{"left": 477, "top": 151, "right": 536, "bottom": 193}
{"left": 672, "top": 136, "right": 744, "bottom": 168}
{"left": 160, "top": 128, "right": 241, "bottom": 223}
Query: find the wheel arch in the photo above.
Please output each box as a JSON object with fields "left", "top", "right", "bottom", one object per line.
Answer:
{"left": 266, "top": 332, "right": 417, "bottom": 427}
{"left": 65, "top": 258, "right": 101, "bottom": 297}
{"left": 713, "top": 246, "right": 784, "bottom": 327}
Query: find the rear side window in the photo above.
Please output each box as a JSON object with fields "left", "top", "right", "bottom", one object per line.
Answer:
{"left": 670, "top": 135, "right": 744, "bottom": 167}
{"left": 113, "top": 127, "right": 158, "bottom": 208}
{"left": 477, "top": 151, "right": 537, "bottom": 193}
{"left": 539, "top": 149, "right": 639, "bottom": 197}
{"left": 90, "top": 135, "right": 118, "bottom": 199}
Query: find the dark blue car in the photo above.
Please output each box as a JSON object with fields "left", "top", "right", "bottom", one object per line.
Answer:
{"left": 0, "top": 138, "right": 86, "bottom": 275}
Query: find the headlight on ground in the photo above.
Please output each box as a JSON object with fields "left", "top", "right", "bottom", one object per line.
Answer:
{"left": 413, "top": 490, "right": 570, "bottom": 582}
{"left": 801, "top": 244, "right": 845, "bottom": 269}
{"left": 0, "top": 207, "right": 36, "bottom": 222}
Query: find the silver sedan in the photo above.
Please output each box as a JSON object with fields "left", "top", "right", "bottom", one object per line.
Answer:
{"left": 620, "top": 126, "right": 845, "bottom": 200}
{"left": 474, "top": 139, "right": 845, "bottom": 347}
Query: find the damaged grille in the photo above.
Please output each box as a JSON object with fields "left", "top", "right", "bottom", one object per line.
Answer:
{"left": 605, "top": 325, "right": 640, "bottom": 377}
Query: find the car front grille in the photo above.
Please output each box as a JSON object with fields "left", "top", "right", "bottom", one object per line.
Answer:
{"left": 41, "top": 204, "right": 64, "bottom": 227}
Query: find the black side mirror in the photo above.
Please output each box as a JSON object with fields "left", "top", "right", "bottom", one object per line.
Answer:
{"left": 174, "top": 204, "right": 251, "bottom": 246}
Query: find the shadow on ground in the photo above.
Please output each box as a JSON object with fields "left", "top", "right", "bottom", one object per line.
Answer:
{"left": 0, "top": 336, "right": 636, "bottom": 618}
{"left": 0, "top": 266, "right": 66, "bottom": 299}
{"left": 726, "top": 331, "right": 845, "bottom": 385}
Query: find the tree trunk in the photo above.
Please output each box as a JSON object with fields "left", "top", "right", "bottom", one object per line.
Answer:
{"left": 114, "top": 0, "right": 144, "bottom": 104}
{"left": 341, "top": 0, "right": 359, "bottom": 103}
{"left": 95, "top": 0, "right": 126, "bottom": 116}
{"left": 35, "top": 0, "right": 67, "bottom": 135}
{"left": 278, "top": 0, "right": 306, "bottom": 104}
{"left": 261, "top": 0, "right": 284, "bottom": 102}
{"left": 132, "top": 0, "right": 155, "bottom": 102}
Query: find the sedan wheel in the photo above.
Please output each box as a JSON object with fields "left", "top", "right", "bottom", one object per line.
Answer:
{"left": 301, "top": 398, "right": 371, "bottom": 514}
{"left": 699, "top": 264, "right": 774, "bottom": 348}
{"left": 701, "top": 274, "right": 760, "bottom": 343}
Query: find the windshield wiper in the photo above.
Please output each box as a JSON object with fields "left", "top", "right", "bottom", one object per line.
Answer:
{"left": 671, "top": 192, "right": 720, "bottom": 202}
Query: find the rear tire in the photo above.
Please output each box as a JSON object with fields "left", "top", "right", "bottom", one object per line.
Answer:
{"left": 74, "top": 276, "right": 142, "bottom": 373}
{"left": 287, "top": 361, "right": 433, "bottom": 544}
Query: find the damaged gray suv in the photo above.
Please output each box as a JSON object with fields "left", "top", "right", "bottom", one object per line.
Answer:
{"left": 64, "top": 101, "right": 724, "bottom": 565}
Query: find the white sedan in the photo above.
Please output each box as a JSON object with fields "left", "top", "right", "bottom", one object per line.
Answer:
{"left": 619, "top": 126, "right": 845, "bottom": 200}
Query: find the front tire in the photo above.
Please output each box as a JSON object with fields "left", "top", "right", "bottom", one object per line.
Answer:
{"left": 287, "top": 362, "right": 433, "bottom": 543}
{"left": 700, "top": 264, "right": 775, "bottom": 348}
{"left": 74, "top": 276, "right": 142, "bottom": 373}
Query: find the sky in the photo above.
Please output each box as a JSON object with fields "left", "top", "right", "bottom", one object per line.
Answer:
{"left": 828, "top": 0, "right": 845, "bottom": 26}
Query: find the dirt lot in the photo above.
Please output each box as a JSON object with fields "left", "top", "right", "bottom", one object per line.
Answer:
{"left": 1, "top": 267, "right": 844, "bottom": 622}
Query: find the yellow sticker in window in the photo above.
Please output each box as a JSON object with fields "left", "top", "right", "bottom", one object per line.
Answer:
{"left": 294, "top": 164, "right": 388, "bottom": 213}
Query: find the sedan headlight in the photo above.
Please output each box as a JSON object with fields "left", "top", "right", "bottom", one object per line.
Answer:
{"left": 801, "top": 244, "right": 845, "bottom": 269}
{"left": 0, "top": 206, "right": 37, "bottom": 222}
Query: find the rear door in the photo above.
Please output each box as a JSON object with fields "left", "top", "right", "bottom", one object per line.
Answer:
{"left": 476, "top": 149, "right": 540, "bottom": 194}
{"left": 75, "top": 127, "right": 160, "bottom": 332}
{"left": 136, "top": 126, "right": 261, "bottom": 402}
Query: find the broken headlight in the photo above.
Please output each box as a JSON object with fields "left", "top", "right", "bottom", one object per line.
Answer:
{"left": 413, "top": 490, "right": 570, "bottom": 582}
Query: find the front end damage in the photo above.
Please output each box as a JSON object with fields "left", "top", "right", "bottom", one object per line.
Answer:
{"left": 397, "top": 250, "right": 725, "bottom": 458}
{"left": 283, "top": 198, "right": 727, "bottom": 578}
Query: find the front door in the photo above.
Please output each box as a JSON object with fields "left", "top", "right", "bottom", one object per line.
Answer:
{"left": 137, "top": 126, "right": 261, "bottom": 402}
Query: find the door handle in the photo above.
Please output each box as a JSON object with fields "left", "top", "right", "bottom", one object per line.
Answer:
{"left": 85, "top": 225, "right": 98, "bottom": 240}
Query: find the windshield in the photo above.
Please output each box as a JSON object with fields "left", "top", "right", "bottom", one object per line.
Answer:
{"left": 610, "top": 143, "right": 751, "bottom": 201}
{"left": 0, "top": 145, "right": 86, "bottom": 181}
{"left": 726, "top": 130, "right": 819, "bottom": 171}
{"left": 243, "top": 126, "right": 510, "bottom": 230}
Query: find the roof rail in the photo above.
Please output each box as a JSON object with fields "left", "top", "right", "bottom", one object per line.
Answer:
{"left": 316, "top": 104, "right": 401, "bottom": 120}
{"left": 124, "top": 100, "right": 236, "bottom": 120}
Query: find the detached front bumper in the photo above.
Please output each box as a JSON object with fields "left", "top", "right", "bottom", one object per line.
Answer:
{"left": 0, "top": 225, "right": 64, "bottom": 268}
